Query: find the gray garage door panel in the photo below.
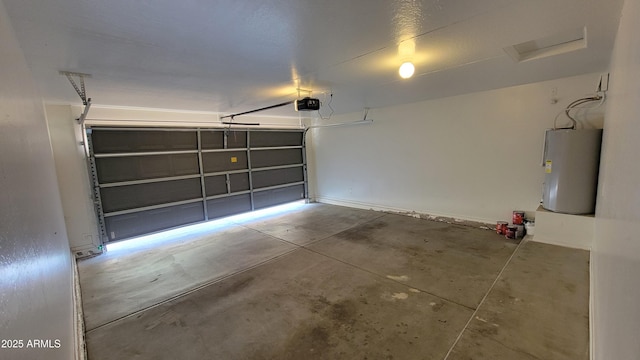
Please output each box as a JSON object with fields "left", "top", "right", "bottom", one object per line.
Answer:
{"left": 251, "top": 131, "right": 302, "bottom": 147}
{"left": 92, "top": 130, "right": 197, "bottom": 153}
{"left": 230, "top": 173, "right": 250, "bottom": 192}
{"left": 204, "top": 175, "right": 227, "bottom": 197}
{"left": 201, "top": 130, "right": 247, "bottom": 149}
{"left": 252, "top": 167, "right": 304, "bottom": 189}
{"left": 204, "top": 173, "right": 249, "bottom": 196}
{"left": 202, "top": 151, "right": 248, "bottom": 173}
{"left": 250, "top": 149, "right": 303, "bottom": 168}
{"left": 206, "top": 194, "right": 252, "bottom": 220}
{"left": 101, "top": 178, "right": 202, "bottom": 213}
{"left": 254, "top": 184, "right": 305, "bottom": 209}
{"left": 104, "top": 202, "right": 205, "bottom": 241}
{"left": 200, "top": 130, "right": 224, "bottom": 149}
{"left": 96, "top": 154, "right": 200, "bottom": 183}
{"left": 89, "top": 128, "right": 305, "bottom": 243}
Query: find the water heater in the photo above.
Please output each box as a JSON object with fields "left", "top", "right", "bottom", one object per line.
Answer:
{"left": 542, "top": 129, "right": 602, "bottom": 214}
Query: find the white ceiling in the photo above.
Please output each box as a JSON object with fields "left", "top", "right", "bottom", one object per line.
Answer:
{"left": 4, "top": 0, "right": 624, "bottom": 118}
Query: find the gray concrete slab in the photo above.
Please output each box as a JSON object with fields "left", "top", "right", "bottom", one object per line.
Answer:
{"left": 448, "top": 240, "right": 590, "bottom": 360}
{"left": 447, "top": 329, "right": 540, "bottom": 360}
{"left": 86, "top": 248, "right": 473, "bottom": 360}
{"left": 79, "top": 224, "right": 296, "bottom": 330}
{"left": 234, "top": 202, "right": 384, "bottom": 245}
{"left": 309, "top": 213, "right": 519, "bottom": 309}
{"left": 80, "top": 204, "right": 591, "bottom": 360}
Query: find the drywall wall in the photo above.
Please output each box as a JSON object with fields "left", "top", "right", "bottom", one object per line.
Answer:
{"left": 0, "top": 0, "right": 75, "bottom": 359}
{"left": 593, "top": 0, "right": 640, "bottom": 358}
{"left": 46, "top": 105, "right": 101, "bottom": 255}
{"left": 309, "top": 72, "right": 605, "bottom": 224}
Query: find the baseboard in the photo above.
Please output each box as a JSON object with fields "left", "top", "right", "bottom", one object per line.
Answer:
{"left": 314, "top": 196, "right": 496, "bottom": 227}
{"left": 315, "top": 196, "right": 413, "bottom": 213}
{"left": 72, "top": 255, "right": 87, "bottom": 360}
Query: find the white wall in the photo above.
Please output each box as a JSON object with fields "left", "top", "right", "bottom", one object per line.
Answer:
{"left": 46, "top": 105, "right": 101, "bottom": 255}
{"left": 0, "top": 0, "right": 75, "bottom": 358}
{"left": 310, "top": 72, "right": 605, "bottom": 224}
{"left": 593, "top": 0, "right": 640, "bottom": 358}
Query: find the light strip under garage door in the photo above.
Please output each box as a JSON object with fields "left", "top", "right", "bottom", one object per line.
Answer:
{"left": 87, "top": 127, "right": 306, "bottom": 243}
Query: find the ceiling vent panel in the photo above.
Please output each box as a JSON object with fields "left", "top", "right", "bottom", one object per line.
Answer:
{"left": 504, "top": 27, "right": 587, "bottom": 63}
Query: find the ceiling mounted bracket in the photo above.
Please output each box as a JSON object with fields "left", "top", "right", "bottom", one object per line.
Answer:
{"left": 59, "top": 71, "right": 92, "bottom": 125}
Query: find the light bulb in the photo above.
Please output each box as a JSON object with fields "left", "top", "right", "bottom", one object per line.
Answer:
{"left": 399, "top": 62, "right": 415, "bottom": 79}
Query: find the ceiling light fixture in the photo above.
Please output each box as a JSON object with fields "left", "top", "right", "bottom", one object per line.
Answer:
{"left": 399, "top": 62, "right": 415, "bottom": 79}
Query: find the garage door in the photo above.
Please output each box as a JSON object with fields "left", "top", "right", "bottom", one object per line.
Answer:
{"left": 87, "top": 127, "right": 306, "bottom": 243}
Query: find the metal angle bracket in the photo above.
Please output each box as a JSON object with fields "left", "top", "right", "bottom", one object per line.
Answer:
{"left": 59, "top": 71, "right": 92, "bottom": 124}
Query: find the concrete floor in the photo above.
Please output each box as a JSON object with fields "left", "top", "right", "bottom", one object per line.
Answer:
{"left": 79, "top": 202, "right": 589, "bottom": 360}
